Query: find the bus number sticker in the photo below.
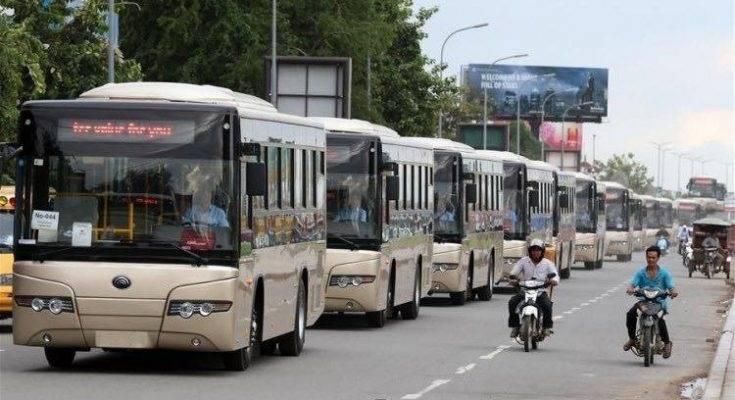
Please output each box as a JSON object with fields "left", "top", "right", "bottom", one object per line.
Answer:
{"left": 31, "top": 210, "right": 59, "bottom": 231}
{"left": 72, "top": 222, "right": 92, "bottom": 247}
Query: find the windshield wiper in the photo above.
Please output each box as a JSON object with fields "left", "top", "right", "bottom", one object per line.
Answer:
{"left": 137, "top": 241, "right": 209, "bottom": 266}
{"left": 34, "top": 246, "right": 75, "bottom": 263}
{"left": 327, "top": 233, "right": 360, "bottom": 251}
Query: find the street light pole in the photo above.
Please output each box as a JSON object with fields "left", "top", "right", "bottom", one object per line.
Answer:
{"left": 539, "top": 88, "right": 575, "bottom": 161}
{"left": 560, "top": 101, "right": 593, "bottom": 171}
{"left": 673, "top": 152, "right": 689, "bottom": 194}
{"left": 650, "top": 141, "right": 671, "bottom": 195}
{"left": 271, "top": 0, "right": 277, "bottom": 107}
{"left": 438, "top": 22, "right": 489, "bottom": 138}
{"left": 483, "top": 53, "right": 528, "bottom": 149}
{"left": 107, "top": 0, "right": 115, "bottom": 83}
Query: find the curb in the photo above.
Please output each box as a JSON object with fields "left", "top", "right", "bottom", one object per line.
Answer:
{"left": 703, "top": 286, "right": 735, "bottom": 399}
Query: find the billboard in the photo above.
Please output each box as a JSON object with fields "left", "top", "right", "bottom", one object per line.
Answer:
{"left": 462, "top": 64, "right": 608, "bottom": 122}
{"left": 539, "top": 122, "right": 583, "bottom": 151}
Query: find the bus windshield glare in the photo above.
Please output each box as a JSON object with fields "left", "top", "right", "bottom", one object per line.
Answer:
{"left": 433, "top": 153, "right": 460, "bottom": 238}
{"left": 503, "top": 163, "right": 524, "bottom": 239}
{"left": 16, "top": 106, "right": 236, "bottom": 257}
{"left": 575, "top": 180, "right": 595, "bottom": 233}
{"left": 326, "top": 136, "right": 378, "bottom": 241}
{"left": 605, "top": 188, "right": 628, "bottom": 231}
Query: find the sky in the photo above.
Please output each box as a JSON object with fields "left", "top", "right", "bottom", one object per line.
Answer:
{"left": 413, "top": 0, "right": 734, "bottom": 193}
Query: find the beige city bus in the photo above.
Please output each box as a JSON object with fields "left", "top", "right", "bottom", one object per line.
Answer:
{"left": 10, "top": 82, "right": 327, "bottom": 370}
{"left": 639, "top": 194, "right": 658, "bottom": 246}
{"left": 572, "top": 173, "right": 606, "bottom": 269}
{"left": 551, "top": 168, "right": 576, "bottom": 279}
{"left": 602, "top": 181, "right": 634, "bottom": 261}
{"left": 316, "top": 118, "right": 433, "bottom": 327}
{"left": 408, "top": 138, "right": 503, "bottom": 305}
{"left": 630, "top": 192, "right": 645, "bottom": 251}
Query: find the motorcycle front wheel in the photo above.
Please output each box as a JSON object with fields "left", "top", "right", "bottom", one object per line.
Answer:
{"left": 642, "top": 327, "right": 653, "bottom": 367}
{"left": 521, "top": 316, "right": 532, "bottom": 353}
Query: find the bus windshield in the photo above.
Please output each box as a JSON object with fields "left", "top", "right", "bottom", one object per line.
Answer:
{"left": 605, "top": 188, "right": 628, "bottom": 231}
{"left": 645, "top": 202, "right": 658, "bottom": 228}
{"left": 676, "top": 205, "right": 698, "bottom": 225}
{"left": 434, "top": 152, "right": 460, "bottom": 238}
{"left": 659, "top": 203, "right": 673, "bottom": 226}
{"left": 575, "top": 180, "right": 595, "bottom": 233}
{"left": 326, "top": 135, "right": 378, "bottom": 241}
{"left": 631, "top": 200, "right": 643, "bottom": 231}
{"left": 16, "top": 106, "right": 236, "bottom": 257}
{"left": 688, "top": 179, "right": 716, "bottom": 198}
{"left": 503, "top": 163, "right": 524, "bottom": 239}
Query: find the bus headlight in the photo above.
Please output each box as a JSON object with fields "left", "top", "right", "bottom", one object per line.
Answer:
{"left": 31, "top": 298, "right": 45, "bottom": 312}
{"left": 329, "top": 275, "right": 376, "bottom": 287}
{"left": 15, "top": 296, "right": 74, "bottom": 314}
{"left": 178, "top": 302, "right": 195, "bottom": 319}
{"left": 168, "top": 300, "right": 231, "bottom": 318}
{"left": 432, "top": 263, "right": 459, "bottom": 272}
{"left": 48, "top": 298, "right": 64, "bottom": 315}
{"left": 0, "top": 273, "right": 12, "bottom": 285}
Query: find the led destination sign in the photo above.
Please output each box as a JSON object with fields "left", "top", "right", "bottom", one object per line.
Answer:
{"left": 58, "top": 119, "right": 196, "bottom": 143}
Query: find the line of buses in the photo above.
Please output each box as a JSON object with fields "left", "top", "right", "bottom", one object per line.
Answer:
{"left": 3, "top": 83, "right": 705, "bottom": 370}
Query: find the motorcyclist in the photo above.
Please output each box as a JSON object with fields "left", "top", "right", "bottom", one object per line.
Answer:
{"left": 677, "top": 224, "right": 690, "bottom": 254}
{"left": 508, "top": 239, "right": 560, "bottom": 338}
{"left": 624, "top": 245, "right": 679, "bottom": 358}
{"left": 655, "top": 227, "right": 670, "bottom": 251}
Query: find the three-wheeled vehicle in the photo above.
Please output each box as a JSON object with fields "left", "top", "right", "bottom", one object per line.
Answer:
{"left": 686, "top": 218, "right": 731, "bottom": 279}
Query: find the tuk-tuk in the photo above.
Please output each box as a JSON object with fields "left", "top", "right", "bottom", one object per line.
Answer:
{"left": 686, "top": 217, "right": 731, "bottom": 279}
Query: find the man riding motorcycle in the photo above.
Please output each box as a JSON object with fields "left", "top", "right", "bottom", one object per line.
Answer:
{"left": 508, "top": 239, "right": 560, "bottom": 338}
{"left": 624, "top": 245, "right": 679, "bottom": 358}
{"left": 677, "top": 224, "right": 690, "bottom": 254}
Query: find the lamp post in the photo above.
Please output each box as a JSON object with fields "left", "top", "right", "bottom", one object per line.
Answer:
{"left": 271, "top": 0, "right": 277, "bottom": 106}
{"left": 650, "top": 141, "right": 671, "bottom": 195}
{"left": 106, "top": 1, "right": 140, "bottom": 83}
{"left": 672, "top": 151, "right": 690, "bottom": 194}
{"left": 483, "top": 53, "right": 528, "bottom": 149}
{"left": 560, "top": 101, "right": 593, "bottom": 171}
{"left": 438, "top": 22, "right": 489, "bottom": 138}
{"left": 538, "top": 88, "right": 575, "bottom": 160}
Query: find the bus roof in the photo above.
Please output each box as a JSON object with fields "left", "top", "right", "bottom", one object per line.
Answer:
{"left": 655, "top": 197, "right": 673, "bottom": 204}
{"left": 525, "top": 160, "right": 558, "bottom": 173}
{"left": 570, "top": 172, "right": 595, "bottom": 182}
{"left": 599, "top": 180, "right": 628, "bottom": 190}
{"left": 403, "top": 137, "right": 474, "bottom": 153}
{"left": 475, "top": 150, "right": 529, "bottom": 164}
{"left": 310, "top": 117, "right": 399, "bottom": 138}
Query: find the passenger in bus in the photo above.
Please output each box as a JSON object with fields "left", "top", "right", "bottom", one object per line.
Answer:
{"left": 436, "top": 201, "right": 455, "bottom": 224}
{"left": 333, "top": 194, "right": 367, "bottom": 223}
{"left": 182, "top": 188, "right": 230, "bottom": 228}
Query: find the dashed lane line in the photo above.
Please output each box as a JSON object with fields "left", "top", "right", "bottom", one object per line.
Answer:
{"left": 455, "top": 363, "right": 476, "bottom": 375}
{"left": 401, "top": 379, "right": 452, "bottom": 400}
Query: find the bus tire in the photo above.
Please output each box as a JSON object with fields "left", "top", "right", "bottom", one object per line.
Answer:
{"left": 560, "top": 266, "right": 570, "bottom": 279}
{"left": 450, "top": 291, "right": 466, "bottom": 305}
{"left": 596, "top": 259, "right": 604, "bottom": 269}
{"left": 584, "top": 261, "right": 594, "bottom": 270}
{"left": 477, "top": 264, "right": 493, "bottom": 301}
{"left": 44, "top": 348, "right": 75, "bottom": 369}
{"left": 366, "top": 309, "right": 386, "bottom": 327}
{"left": 279, "top": 279, "right": 306, "bottom": 356}
{"left": 401, "top": 268, "right": 421, "bottom": 320}
{"left": 223, "top": 293, "right": 261, "bottom": 371}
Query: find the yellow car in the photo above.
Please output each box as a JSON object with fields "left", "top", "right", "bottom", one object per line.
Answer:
{"left": 0, "top": 185, "right": 14, "bottom": 319}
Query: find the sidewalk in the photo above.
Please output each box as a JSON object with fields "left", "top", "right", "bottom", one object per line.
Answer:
{"left": 703, "top": 281, "right": 735, "bottom": 400}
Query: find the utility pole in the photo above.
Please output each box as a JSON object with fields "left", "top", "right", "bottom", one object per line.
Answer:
{"left": 650, "top": 141, "right": 671, "bottom": 195}
{"left": 107, "top": 0, "right": 115, "bottom": 83}
{"left": 270, "top": 0, "right": 277, "bottom": 107}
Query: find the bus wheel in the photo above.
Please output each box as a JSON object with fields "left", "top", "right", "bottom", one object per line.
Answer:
{"left": 44, "top": 348, "right": 75, "bottom": 369}
{"left": 450, "top": 291, "right": 466, "bottom": 305}
{"left": 584, "top": 262, "right": 595, "bottom": 270}
{"left": 477, "top": 266, "right": 493, "bottom": 301}
{"left": 223, "top": 296, "right": 260, "bottom": 370}
{"left": 400, "top": 268, "right": 421, "bottom": 320}
{"left": 560, "top": 266, "right": 570, "bottom": 279}
{"left": 366, "top": 309, "right": 386, "bottom": 327}
{"left": 279, "top": 279, "right": 306, "bottom": 356}
{"left": 596, "top": 259, "right": 604, "bottom": 269}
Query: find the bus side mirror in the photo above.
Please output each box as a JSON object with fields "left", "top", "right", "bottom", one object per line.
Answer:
{"left": 465, "top": 183, "right": 477, "bottom": 204}
{"left": 558, "top": 193, "right": 569, "bottom": 209}
{"left": 386, "top": 176, "right": 399, "bottom": 201}
{"left": 246, "top": 162, "right": 266, "bottom": 196}
{"left": 528, "top": 190, "right": 539, "bottom": 208}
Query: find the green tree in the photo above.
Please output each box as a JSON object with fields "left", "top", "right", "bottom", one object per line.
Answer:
{"left": 0, "top": 0, "right": 142, "bottom": 142}
{"left": 598, "top": 153, "right": 654, "bottom": 193}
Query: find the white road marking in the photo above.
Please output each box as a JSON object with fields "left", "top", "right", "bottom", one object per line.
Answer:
{"left": 563, "top": 310, "right": 574, "bottom": 315}
{"left": 402, "top": 379, "right": 451, "bottom": 400}
{"left": 589, "top": 299, "right": 597, "bottom": 303}
{"left": 581, "top": 302, "right": 590, "bottom": 306}
{"left": 553, "top": 315, "right": 563, "bottom": 320}
{"left": 455, "top": 363, "right": 476, "bottom": 374}
{"left": 480, "top": 345, "right": 510, "bottom": 360}
{"left": 572, "top": 307, "right": 581, "bottom": 311}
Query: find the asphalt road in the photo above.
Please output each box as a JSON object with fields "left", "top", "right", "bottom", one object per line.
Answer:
{"left": 0, "top": 251, "right": 732, "bottom": 400}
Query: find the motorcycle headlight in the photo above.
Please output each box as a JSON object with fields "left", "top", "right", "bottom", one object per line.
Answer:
{"left": 643, "top": 289, "right": 659, "bottom": 299}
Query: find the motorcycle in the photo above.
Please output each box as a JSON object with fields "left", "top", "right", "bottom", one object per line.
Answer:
{"left": 629, "top": 287, "right": 671, "bottom": 367}
{"left": 703, "top": 247, "right": 721, "bottom": 279}
{"left": 513, "top": 272, "right": 556, "bottom": 352}
{"left": 656, "top": 236, "right": 669, "bottom": 255}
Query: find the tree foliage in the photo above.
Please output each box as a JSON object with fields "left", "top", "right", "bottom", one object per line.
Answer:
{"left": 119, "top": 0, "right": 459, "bottom": 137}
{"left": 597, "top": 153, "right": 654, "bottom": 193}
{"left": 0, "top": 0, "right": 142, "bottom": 142}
